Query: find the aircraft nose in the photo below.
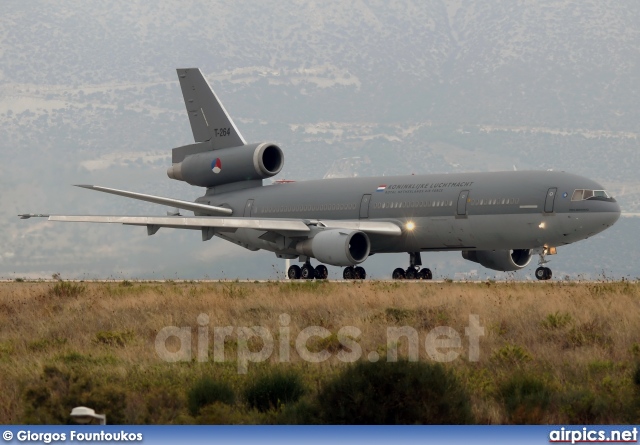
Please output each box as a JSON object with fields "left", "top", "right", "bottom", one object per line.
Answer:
{"left": 602, "top": 200, "right": 621, "bottom": 228}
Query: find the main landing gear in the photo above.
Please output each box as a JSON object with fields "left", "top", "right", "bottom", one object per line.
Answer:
{"left": 534, "top": 248, "right": 553, "bottom": 281}
{"left": 287, "top": 261, "right": 329, "bottom": 280}
{"left": 392, "top": 252, "right": 433, "bottom": 280}
{"left": 343, "top": 266, "right": 366, "bottom": 280}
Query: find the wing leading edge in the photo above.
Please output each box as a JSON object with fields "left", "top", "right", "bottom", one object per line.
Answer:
{"left": 23, "top": 214, "right": 402, "bottom": 236}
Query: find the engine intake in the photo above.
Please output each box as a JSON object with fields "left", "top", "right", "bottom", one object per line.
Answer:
{"left": 462, "top": 249, "right": 532, "bottom": 272}
{"left": 295, "top": 230, "right": 370, "bottom": 267}
{"left": 167, "top": 142, "right": 284, "bottom": 187}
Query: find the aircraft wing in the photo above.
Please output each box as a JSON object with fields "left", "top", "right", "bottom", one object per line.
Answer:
{"left": 19, "top": 214, "right": 402, "bottom": 236}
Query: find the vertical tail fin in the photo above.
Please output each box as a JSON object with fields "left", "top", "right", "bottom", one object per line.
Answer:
{"left": 176, "top": 68, "right": 246, "bottom": 149}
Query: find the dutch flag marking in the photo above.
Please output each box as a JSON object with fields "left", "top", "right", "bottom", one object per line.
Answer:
{"left": 376, "top": 185, "right": 387, "bottom": 192}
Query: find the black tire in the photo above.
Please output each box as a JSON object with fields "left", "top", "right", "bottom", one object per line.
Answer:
{"left": 535, "top": 267, "right": 546, "bottom": 281}
{"left": 392, "top": 268, "right": 405, "bottom": 280}
{"left": 405, "top": 267, "right": 417, "bottom": 280}
{"left": 288, "top": 265, "right": 301, "bottom": 280}
{"left": 544, "top": 267, "right": 552, "bottom": 280}
{"left": 301, "top": 264, "right": 315, "bottom": 280}
{"left": 315, "top": 265, "right": 328, "bottom": 280}
{"left": 355, "top": 266, "right": 366, "bottom": 280}
{"left": 343, "top": 266, "right": 355, "bottom": 280}
{"left": 419, "top": 268, "right": 433, "bottom": 280}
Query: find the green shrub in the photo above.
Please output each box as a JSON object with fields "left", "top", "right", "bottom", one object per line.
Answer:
{"left": 541, "top": 311, "right": 572, "bottom": 329}
{"left": 28, "top": 337, "right": 68, "bottom": 352}
{"left": 188, "top": 377, "right": 235, "bottom": 416}
{"left": 23, "top": 365, "right": 126, "bottom": 424}
{"left": 243, "top": 369, "right": 305, "bottom": 412}
{"left": 499, "top": 375, "right": 551, "bottom": 424}
{"left": 560, "top": 390, "right": 605, "bottom": 424}
{"left": 316, "top": 360, "right": 474, "bottom": 424}
{"left": 94, "top": 330, "right": 134, "bottom": 347}
{"left": 49, "top": 281, "right": 85, "bottom": 298}
{"left": 385, "top": 307, "right": 413, "bottom": 323}
{"left": 491, "top": 344, "right": 532, "bottom": 365}
{"left": 565, "top": 319, "right": 612, "bottom": 349}
{"left": 633, "top": 364, "right": 640, "bottom": 387}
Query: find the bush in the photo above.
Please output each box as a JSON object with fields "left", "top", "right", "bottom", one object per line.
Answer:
{"left": 633, "top": 364, "right": 640, "bottom": 388}
{"left": 187, "top": 377, "right": 235, "bottom": 416}
{"left": 94, "top": 330, "right": 134, "bottom": 347}
{"left": 23, "top": 365, "right": 126, "bottom": 424}
{"left": 316, "top": 360, "right": 474, "bottom": 424}
{"left": 49, "top": 281, "right": 85, "bottom": 298}
{"left": 560, "top": 390, "right": 605, "bottom": 424}
{"left": 243, "top": 369, "right": 305, "bottom": 412}
{"left": 499, "top": 375, "right": 551, "bottom": 424}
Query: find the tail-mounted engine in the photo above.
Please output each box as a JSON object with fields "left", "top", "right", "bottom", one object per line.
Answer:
{"left": 167, "top": 142, "right": 284, "bottom": 188}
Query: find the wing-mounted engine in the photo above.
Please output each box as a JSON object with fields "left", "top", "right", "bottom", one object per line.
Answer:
{"left": 462, "top": 249, "right": 532, "bottom": 272}
{"left": 295, "top": 229, "right": 371, "bottom": 267}
{"left": 167, "top": 142, "right": 284, "bottom": 188}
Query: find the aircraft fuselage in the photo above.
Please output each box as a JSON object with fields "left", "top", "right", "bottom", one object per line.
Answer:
{"left": 197, "top": 170, "right": 620, "bottom": 256}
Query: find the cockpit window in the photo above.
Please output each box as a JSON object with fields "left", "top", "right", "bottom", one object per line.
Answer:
{"left": 571, "top": 190, "right": 584, "bottom": 201}
{"left": 571, "top": 189, "right": 611, "bottom": 201}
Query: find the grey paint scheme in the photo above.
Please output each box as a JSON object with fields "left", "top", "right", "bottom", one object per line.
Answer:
{"left": 192, "top": 170, "right": 620, "bottom": 256}
{"left": 21, "top": 68, "right": 621, "bottom": 273}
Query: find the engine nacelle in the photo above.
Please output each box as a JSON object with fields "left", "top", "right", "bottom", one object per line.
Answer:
{"left": 167, "top": 142, "right": 284, "bottom": 187}
{"left": 462, "top": 249, "right": 532, "bottom": 272}
{"left": 295, "top": 230, "right": 370, "bottom": 267}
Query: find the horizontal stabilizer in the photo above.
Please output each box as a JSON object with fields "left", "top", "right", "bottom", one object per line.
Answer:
{"left": 75, "top": 185, "right": 233, "bottom": 216}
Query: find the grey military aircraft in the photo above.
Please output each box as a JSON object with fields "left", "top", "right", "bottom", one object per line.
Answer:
{"left": 20, "top": 68, "right": 621, "bottom": 280}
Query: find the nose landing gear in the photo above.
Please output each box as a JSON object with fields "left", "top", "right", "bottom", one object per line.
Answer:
{"left": 534, "top": 247, "right": 554, "bottom": 281}
{"left": 391, "top": 252, "right": 433, "bottom": 280}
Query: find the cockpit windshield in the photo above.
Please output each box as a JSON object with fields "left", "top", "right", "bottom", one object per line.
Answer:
{"left": 571, "top": 189, "right": 612, "bottom": 201}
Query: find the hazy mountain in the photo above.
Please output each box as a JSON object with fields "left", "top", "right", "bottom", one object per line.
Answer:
{"left": 2, "top": 0, "right": 639, "bottom": 279}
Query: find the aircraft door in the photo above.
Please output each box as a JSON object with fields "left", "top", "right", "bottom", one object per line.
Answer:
{"left": 544, "top": 188, "right": 557, "bottom": 213}
{"left": 359, "top": 194, "right": 371, "bottom": 219}
{"left": 244, "top": 199, "right": 254, "bottom": 217}
{"left": 457, "top": 190, "right": 469, "bottom": 216}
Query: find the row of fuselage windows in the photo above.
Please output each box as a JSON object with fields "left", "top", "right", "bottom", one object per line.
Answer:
{"left": 469, "top": 198, "right": 520, "bottom": 206}
{"left": 255, "top": 198, "right": 520, "bottom": 214}
{"left": 372, "top": 200, "right": 454, "bottom": 209}
{"left": 257, "top": 203, "right": 358, "bottom": 214}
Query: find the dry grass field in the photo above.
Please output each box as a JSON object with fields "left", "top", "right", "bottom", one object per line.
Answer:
{"left": 0, "top": 280, "right": 639, "bottom": 424}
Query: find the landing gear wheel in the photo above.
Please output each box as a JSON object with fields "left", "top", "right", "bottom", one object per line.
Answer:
{"left": 343, "top": 266, "right": 355, "bottom": 280}
{"left": 535, "top": 267, "right": 552, "bottom": 281}
{"left": 288, "top": 265, "right": 301, "bottom": 280}
{"left": 418, "top": 268, "right": 433, "bottom": 280}
{"left": 315, "top": 265, "right": 328, "bottom": 280}
{"left": 355, "top": 266, "right": 366, "bottom": 280}
{"left": 392, "top": 268, "right": 406, "bottom": 280}
{"left": 301, "top": 264, "right": 315, "bottom": 280}
{"left": 405, "top": 267, "right": 418, "bottom": 280}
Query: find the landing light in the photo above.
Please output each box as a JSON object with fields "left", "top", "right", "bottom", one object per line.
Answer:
{"left": 538, "top": 222, "right": 546, "bottom": 229}
{"left": 405, "top": 221, "right": 416, "bottom": 231}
